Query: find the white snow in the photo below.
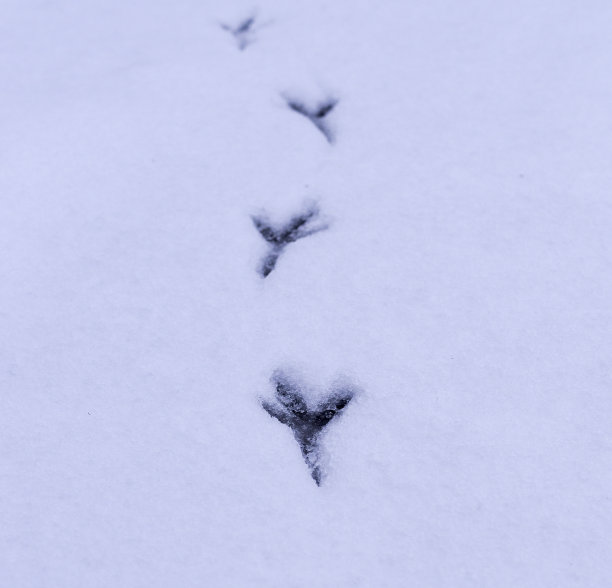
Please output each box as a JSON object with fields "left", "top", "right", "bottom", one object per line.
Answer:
{"left": 1, "top": 0, "right": 611, "bottom": 586}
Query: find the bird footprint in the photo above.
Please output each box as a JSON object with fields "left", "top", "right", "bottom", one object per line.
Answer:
{"left": 261, "top": 370, "right": 354, "bottom": 485}
{"left": 251, "top": 202, "right": 328, "bottom": 277}
{"left": 285, "top": 95, "right": 339, "bottom": 144}
{"left": 221, "top": 15, "right": 258, "bottom": 50}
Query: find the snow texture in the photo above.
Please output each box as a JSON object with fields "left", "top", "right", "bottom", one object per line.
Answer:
{"left": 1, "top": 0, "right": 612, "bottom": 587}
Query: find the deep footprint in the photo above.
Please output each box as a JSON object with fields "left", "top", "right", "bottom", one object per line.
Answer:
{"left": 251, "top": 203, "right": 328, "bottom": 277}
{"left": 261, "top": 370, "right": 354, "bottom": 485}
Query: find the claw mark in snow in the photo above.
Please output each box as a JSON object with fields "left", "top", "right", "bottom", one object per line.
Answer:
{"left": 285, "top": 95, "right": 339, "bottom": 143}
{"left": 261, "top": 370, "right": 355, "bottom": 485}
{"left": 251, "top": 202, "right": 328, "bottom": 277}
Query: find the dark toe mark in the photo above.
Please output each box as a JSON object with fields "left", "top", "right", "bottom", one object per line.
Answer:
{"left": 251, "top": 202, "right": 328, "bottom": 278}
{"left": 284, "top": 95, "right": 339, "bottom": 144}
{"left": 260, "top": 370, "right": 355, "bottom": 485}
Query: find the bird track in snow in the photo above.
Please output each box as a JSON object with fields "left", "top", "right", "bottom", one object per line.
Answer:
{"left": 221, "top": 15, "right": 258, "bottom": 50}
{"left": 284, "top": 95, "right": 339, "bottom": 144}
{"left": 261, "top": 370, "right": 355, "bottom": 485}
{"left": 251, "top": 202, "right": 328, "bottom": 277}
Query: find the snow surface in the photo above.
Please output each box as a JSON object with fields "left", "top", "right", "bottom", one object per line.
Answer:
{"left": 1, "top": 0, "right": 612, "bottom": 586}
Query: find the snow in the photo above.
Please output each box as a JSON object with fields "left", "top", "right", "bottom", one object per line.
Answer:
{"left": 1, "top": 0, "right": 612, "bottom": 586}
